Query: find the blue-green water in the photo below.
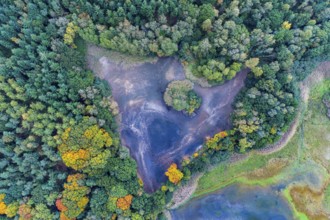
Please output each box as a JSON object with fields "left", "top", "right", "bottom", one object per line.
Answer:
{"left": 170, "top": 184, "right": 293, "bottom": 220}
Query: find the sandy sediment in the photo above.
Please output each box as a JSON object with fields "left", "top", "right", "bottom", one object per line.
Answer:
{"left": 167, "top": 173, "right": 203, "bottom": 210}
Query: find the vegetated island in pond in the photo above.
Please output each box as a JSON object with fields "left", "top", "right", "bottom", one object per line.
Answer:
{"left": 87, "top": 45, "right": 247, "bottom": 192}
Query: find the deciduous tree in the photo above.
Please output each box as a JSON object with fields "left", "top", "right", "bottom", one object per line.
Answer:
{"left": 165, "top": 163, "right": 184, "bottom": 184}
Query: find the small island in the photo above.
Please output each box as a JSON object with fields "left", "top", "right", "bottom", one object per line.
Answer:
{"left": 164, "top": 80, "right": 202, "bottom": 115}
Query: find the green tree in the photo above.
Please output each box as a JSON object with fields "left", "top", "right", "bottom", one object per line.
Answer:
{"left": 198, "top": 4, "right": 216, "bottom": 23}
{"left": 164, "top": 80, "right": 201, "bottom": 114}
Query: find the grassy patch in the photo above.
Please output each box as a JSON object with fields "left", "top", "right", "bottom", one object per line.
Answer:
{"left": 194, "top": 131, "right": 300, "bottom": 197}
{"left": 324, "top": 184, "right": 330, "bottom": 211}
{"left": 309, "top": 79, "right": 330, "bottom": 100}
{"left": 246, "top": 158, "right": 289, "bottom": 180}
{"left": 305, "top": 79, "right": 330, "bottom": 170}
{"left": 87, "top": 43, "right": 156, "bottom": 67}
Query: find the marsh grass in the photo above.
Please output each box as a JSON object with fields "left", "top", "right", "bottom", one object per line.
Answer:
{"left": 193, "top": 130, "right": 300, "bottom": 197}
{"left": 289, "top": 185, "right": 328, "bottom": 220}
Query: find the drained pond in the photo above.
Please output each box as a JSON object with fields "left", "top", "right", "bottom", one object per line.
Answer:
{"left": 88, "top": 45, "right": 247, "bottom": 192}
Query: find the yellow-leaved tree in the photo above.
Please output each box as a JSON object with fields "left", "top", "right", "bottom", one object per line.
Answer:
{"left": 282, "top": 21, "right": 292, "bottom": 30}
{"left": 56, "top": 174, "right": 90, "bottom": 220}
{"left": 64, "top": 22, "right": 79, "bottom": 47}
{"left": 58, "top": 117, "right": 113, "bottom": 174}
{"left": 0, "top": 194, "right": 19, "bottom": 218}
{"left": 165, "top": 163, "right": 184, "bottom": 184}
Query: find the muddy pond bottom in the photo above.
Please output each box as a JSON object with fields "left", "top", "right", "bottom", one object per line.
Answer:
{"left": 87, "top": 46, "right": 247, "bottom": 192}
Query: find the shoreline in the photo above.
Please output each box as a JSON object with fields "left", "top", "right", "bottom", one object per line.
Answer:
{"left": 167, "top": 173, "right": 203, "bottom": 210}
{"left": 169, "top": 61, "right": 330, "bottom": 211}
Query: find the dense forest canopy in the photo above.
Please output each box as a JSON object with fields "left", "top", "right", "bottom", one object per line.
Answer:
{"left": 0, "top": 0, "right": 329, "bottom": 219}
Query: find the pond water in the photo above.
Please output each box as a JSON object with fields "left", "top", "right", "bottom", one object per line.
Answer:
{"left": 170, "top": 184, "right": 293, "bottom": 220}
{"left": 88, "top": 47, "right": 247, "bottom": 192}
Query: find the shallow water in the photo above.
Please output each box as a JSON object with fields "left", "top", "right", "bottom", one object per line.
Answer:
{"left": 170, "top": 184, "right": 293, "bottom": 220}
{"left": 88, "top": 48, "right": 247, "bottom": 192}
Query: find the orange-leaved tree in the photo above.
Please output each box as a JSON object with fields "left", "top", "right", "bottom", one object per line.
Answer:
{"left": 58, "top": 117, "right": 113, "bottom": 173}
{"left": 18, "top": 204, "right": 32, "bottom": 220}
{"left": 116, "top": 194, "right": 133, "bottom": 211}
{"left": 165, "top": 163, "right": 184, "bottom": 184}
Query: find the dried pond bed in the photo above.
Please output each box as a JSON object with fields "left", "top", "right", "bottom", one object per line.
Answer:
{"left": 87, "top": 45, "right": 247, "bottom": 192}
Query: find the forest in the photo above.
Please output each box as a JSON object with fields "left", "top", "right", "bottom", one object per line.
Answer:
{"left": 0, "top": 0, "right": 329, "bottom": 219}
